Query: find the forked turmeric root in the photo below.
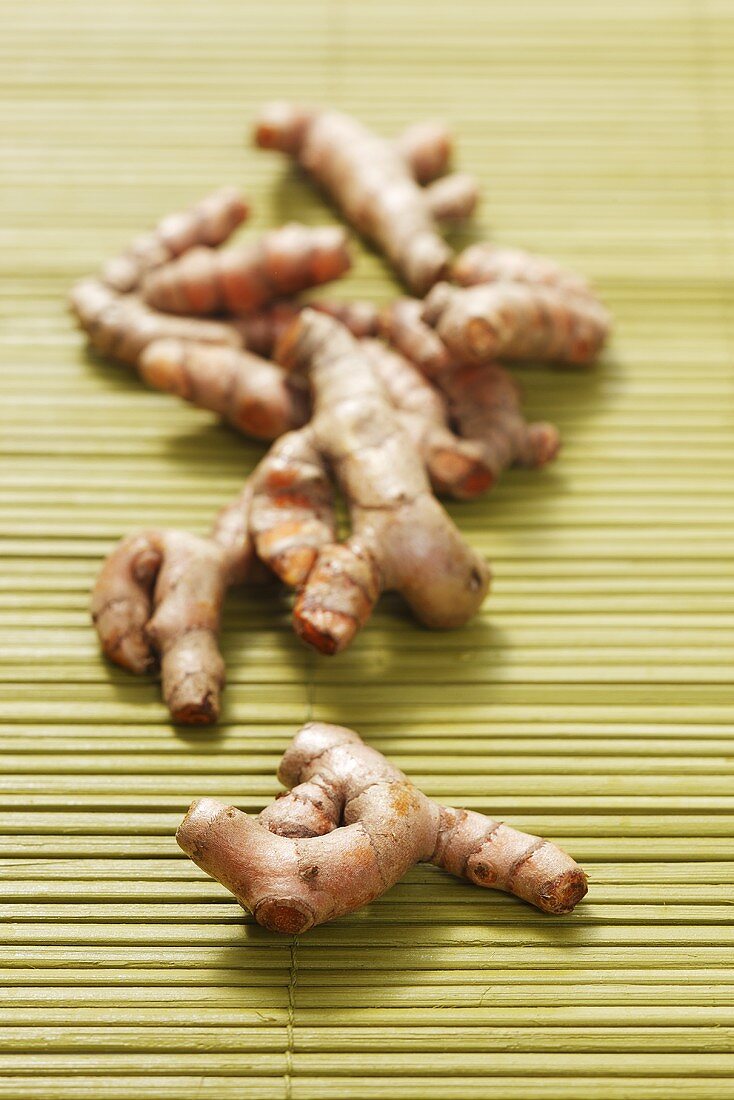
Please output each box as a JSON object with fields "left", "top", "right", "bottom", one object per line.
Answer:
{"left": 178, "top": 721, "right": 588, "bottom": 933}
{"left": 253, "top": 103, "right": 479, "bottom": 294}
{"left": 270, "top": 309, "right": 490, "bottom": 654}
{"left": 91, "top": 485, "right": 257, "bottom": 724}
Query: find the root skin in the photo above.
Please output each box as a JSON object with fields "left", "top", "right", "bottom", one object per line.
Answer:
{"left": 142, "top": 224, "right": 351, "bottom": 315}
{"left": 90, "top": 530, "right": 230, "bottom": 724}
{"left": 249, "top": 428, "right": 337, "bottom": 586}
{"left": 177, "top": 722, "right": 588, "bottom": 933}
{"left": 424, "top": 173, "right": 480, "bottom": 222}
{"left": 253, "top": 103, "right": 477, "bottom": 294}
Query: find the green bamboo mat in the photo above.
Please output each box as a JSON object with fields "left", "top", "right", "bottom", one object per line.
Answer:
{"left": 1, "top": 0, "right": 734, "bottom": 1096}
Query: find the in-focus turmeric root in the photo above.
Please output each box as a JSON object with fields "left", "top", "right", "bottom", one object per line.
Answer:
{"left": 91, "top": 485, "right": 257, "bottom": 725}
{"left": 101, "top": 186, "right": 250, "bottom": 293}
{"left": 142, "top": 223, "right": 351, "bottom": 315}
{"left": 381, "top": 298, "right": 561, "bottom": 486}
{"left": 253, "top": 103, "right": 479, "bottom": 294}
{"left": 177, "top": 721, "right": 588, "bottom": 933}
{"left": 271, "top": 309, "right": 490, "bottom": 653}
{"left": 422, "top": 281, "right": 610, "bottom": 367}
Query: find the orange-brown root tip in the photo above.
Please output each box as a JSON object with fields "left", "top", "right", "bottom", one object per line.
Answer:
{"left": 253, "top": 121, "right": 278, "bottom": 148}
{"left": 233, "top": 401, "right": 291, "bottom": 442}
{"left": 270, "top": 547, "right": 319, "bottom": 588}
{"left": 466, "top": 316, "right": 496, "bottom": 360}
{"left": 274, "top": 316, "right": 306, "bottom": 371}
{"left": 431, "top": 449, "right": 495, "bottom": 500}
{"left": 253, "top": 897, "right": 316, "bottom": 934}
{"left": 103, "top": 636, "right": 157, "bottom": 675}
{"left": 168, "top": 686, "right": 221, "bottom": 726}
{"left": 538, "top": 869, "right": 589, "bottom": 915}
{"left": 530, "top": 423, "right": 562, "bottom": 468}
{"left": 312, "top": 248, "right": 351, "bottom": 285}
{"left": 293, "top": 605, "right": 357, "bottom": 655}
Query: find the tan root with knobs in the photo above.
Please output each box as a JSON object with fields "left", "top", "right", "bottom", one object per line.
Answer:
{"left": 90, "top": 485, "right": 258, "bottom": 724}
{"left": 271, "top": 309, "right": 490, "bottom": 653}
{"left": 253, "top": 103, "right": 479, "bottom": 294}
{"left": 422, "top": 281, "right": 610, "bottom": 367}
{"left": 178, "top": 722, "right": 588, "bottom": 933}
{"left": 142, "top": 223, "right": 351, "bottom": 315}
{"left": 101, "top": 186, "right": 250, "bottom": 293}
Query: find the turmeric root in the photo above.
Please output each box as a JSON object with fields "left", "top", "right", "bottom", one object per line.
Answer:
{"left": 70, "top": 188, "right": 255, "bottom": 362}
{"left": 422, "top": 281, "right": 610, "bottom": 367}
{"left": 381, "top": 298, "right": 560, "bottom": 486}
{"left": 454, "top": 241, "right": 594, "bottom": 298}
{"left": 91, "top": 484, "right": 257, "bottom": 724}
{"left": 101, "top": 187, "right": 249, "bottom": 293}
{"left": 141, "top": 223, "right": 351, "bottom": 315}
{"left": 253, "top": 103, "right": 478, "bottom": 294}
{"left": 272, "top": 309, "right": 490, "bottom": 653}
{"left": 177, "top": 721, "right": 588, "bottom": 933}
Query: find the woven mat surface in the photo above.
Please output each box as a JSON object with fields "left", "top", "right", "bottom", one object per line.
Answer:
{"left": 1, "top": 0, "right": 734, "bottom": 1096}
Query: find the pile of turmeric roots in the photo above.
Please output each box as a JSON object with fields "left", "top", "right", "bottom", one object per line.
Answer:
{"left": 70, "top": 105, "right": 607, "bottom": 929}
